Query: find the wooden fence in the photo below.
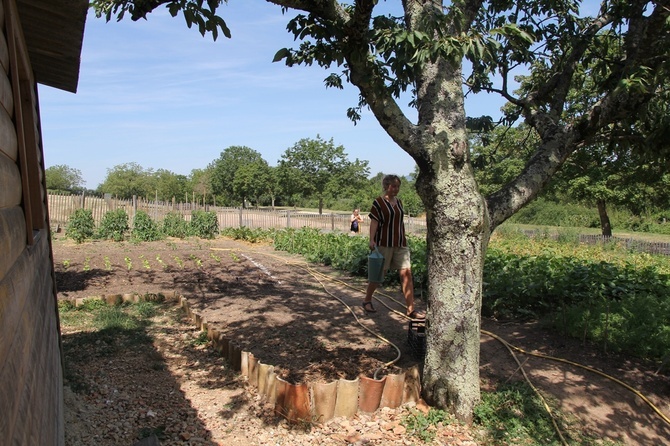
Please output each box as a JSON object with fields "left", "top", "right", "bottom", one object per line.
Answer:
{"left": 520, "top": 230, "right": 670, "bottom": 257}
{"left": 579, "top": 234, "right": 670, "bottom": 256}
{"left": 47, "top": 192, "right": 429, "bottom": 236}
{"left": 49, "top": 193, "right": 669, "bottom": 256}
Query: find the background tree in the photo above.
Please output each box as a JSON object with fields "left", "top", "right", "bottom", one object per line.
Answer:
{"left": 93, "top": 0, "right": 670, "bottom": 421}
{"left": 232, "top": 159, "right": 273, "bottom": 207}
{"left": 521, "top": 31, "right": 670, "bottom": 236}
{"left": 470, "top": 125, "right": 539, "bottom": 197}
{"left": 97, "top": 162, "right": 152, "bottom": 199}
{"left": 209, "top": 146, "right": 267, "bottom": 207}
{"left": 265, "top": 166, "right": 282, "bottom": 209}
{"left": 45, "top": 164, "right": 85, "bottom": 192}
{"left": 189, "top": 168, "right": 213, "bottom": 205}
{"left": 324, "top": 158, "right": 373, "bottom": 210}
{"left": 400, "top": 168, "right": 425, "bottom": 217}
{"left": 153, "top": 169, "right": 188, "bottom": 202}
{"left": 278, "top": 136, "right": 369, "bottom": 214}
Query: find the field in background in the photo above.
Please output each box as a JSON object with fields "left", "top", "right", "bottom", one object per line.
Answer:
{"left": 47, "top": 192, "right": 428, "bottom": 236}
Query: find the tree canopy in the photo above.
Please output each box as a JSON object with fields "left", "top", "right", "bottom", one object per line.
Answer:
{"left": 277, "top": 136, "right": 370, "bottom": 213}
{"left": 208, "top": 146, "right": 268, "bottom": 207}
{"left": 97, "top": 162, "right": 152, "bottom": 199}
{"left": 92, "top": 0, "right": 670, "bottom": 421}
{"left": 45, "top": 164, "right": 85, "bottom": 192}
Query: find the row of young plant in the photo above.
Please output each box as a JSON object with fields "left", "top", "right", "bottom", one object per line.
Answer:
{"left": 65, "top": 210, "right": 670, "bottom": 363}
{"left": 264, "top": 226, "right": 670, "bottom": 363}
{"left": 65, "top": 208, "right": 219, "bottom": 243}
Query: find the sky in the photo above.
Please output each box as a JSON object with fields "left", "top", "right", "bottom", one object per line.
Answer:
{"left": 39, "top": 2, "right": 509, "bottom": 190}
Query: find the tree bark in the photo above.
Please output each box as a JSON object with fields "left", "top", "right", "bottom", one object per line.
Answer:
{"left": 410, "top": 41, "right": 488, "bottom": 422}
{"left": 597, "top": 199, "right": 612, "bottom": 237}
{"left": 418, "top": 167, "right": 489, "bottom": 423}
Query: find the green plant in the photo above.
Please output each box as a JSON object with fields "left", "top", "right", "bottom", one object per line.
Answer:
{"left": 173, "top": 256, "right": 184, "bottom": 268}
{"left": 189, "top": 254, "right": 203, "bottom": 268}
{"left": 210, "top": 253, "right": 221, "bottom": 263}
{"left": 94, "top": 305, "right": 142, "bottom": 331}
{"left": 190, "top": 331, "right": 209, "bottom": 346}
{"left": 482, "top": 233, "right": 670, "bottom": 361}
{"left": 62, "top": 259, "right": 71, "bottom": 269}
{"left": 132, "top": 210, "right": 163, "bottom": 242}
{"left": 124, "top": 256, "right": 132, "bottom": 270}
{"left": 401, "top": 408, "right": 454, "bottom": 443}
{"left": 162, "top": 212, "right": 189, "bottom": 238}
{"left": 58, "top": 299, "right": 76, "bottom": 312}
{"left": 103, "top": 256, "right": 112, "bottom": 271}
{"left": 98, "top": 209, "right": 129, "bottom": 241}
{"left": 190, "top": 210, "right": 218, "bottom": 239}
{"left": 66, "top": 209, "right": 95, "bottom": 243}
{"left": 81, "top": 298, "right": 109, "bottom": 311}
{"left": 556, "top": 227, "right": 581, "bottom": 245}
{"left": 220, "top": 226, "right": 270, "bottom": 243}
{"left": 133, "top": 301, "right": 158, "bottom": 319}
{"left": 83, "top": 257, "right": 91, "bottom": 271}
{"left": 471, "top": 382, "right": 601, "bottom": 446}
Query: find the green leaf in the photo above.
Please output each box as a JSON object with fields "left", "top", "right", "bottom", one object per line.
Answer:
{"left": 273, "top": 48, "right": 291, "bottom": 63}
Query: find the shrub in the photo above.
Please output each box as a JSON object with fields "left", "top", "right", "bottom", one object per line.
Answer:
{"left": 66, "top": 209, "right": 95, "bottom": 243}
{"left": 510, "top": 198, "right": 599, "bottom": 228}
{"left": 162, "top": 212, "right": 189, "bottom": 238}
{"left": 98, "top": 209, "right": 129, "bottom": 241}
{"left": 132, "top": 211, "right": 163, "bottom": 242}
{"left": 190, "top": 210, "right": 218, "bottom": 239}
{"left": 220, "top": 226, "right": 271, "bottom": 243}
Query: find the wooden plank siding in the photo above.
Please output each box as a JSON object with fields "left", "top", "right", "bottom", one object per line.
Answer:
{"left": 0, "top": 0, "right": 65, "bottom": 444}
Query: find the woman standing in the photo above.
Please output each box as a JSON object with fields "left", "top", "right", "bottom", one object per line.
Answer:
{"left": 361, "top": 174, "right": 424, "bottom": 319}
{"left": 350, "top": 208, "right": 363, "bottom": 234}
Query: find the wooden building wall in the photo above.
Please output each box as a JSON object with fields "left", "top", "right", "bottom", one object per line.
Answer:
{"left": 0, "top": 0, "right": 65, "bottom": 444}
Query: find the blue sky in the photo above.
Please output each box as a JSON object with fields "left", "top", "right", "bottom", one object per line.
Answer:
{"left": 39, "top": 2, "right": 508, "bottom": 190}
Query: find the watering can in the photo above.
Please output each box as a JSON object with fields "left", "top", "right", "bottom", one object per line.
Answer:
{"left": 367, "top": 247, "right": 385, "bottom": 283}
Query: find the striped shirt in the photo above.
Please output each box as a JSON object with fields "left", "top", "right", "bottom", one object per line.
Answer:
{"left": 369, "top": 196, "right": 407, "bottom": 247}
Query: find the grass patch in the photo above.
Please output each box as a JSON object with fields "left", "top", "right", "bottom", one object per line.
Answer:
{"left": 190, "top": 331, "right": 209, "bottom": 346}
{"left": 402, "top": 407, "right": 457, "bottom": 443}
{"left": 474, "top": 382, "right": 622, "bottom": 446}
{"left": 59, "top": 300, "right": 161, "bottom": 392}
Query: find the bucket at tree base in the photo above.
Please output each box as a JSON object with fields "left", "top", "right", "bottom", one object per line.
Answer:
{"left": 368, "top": 247, "right": 385, "bottom": 283}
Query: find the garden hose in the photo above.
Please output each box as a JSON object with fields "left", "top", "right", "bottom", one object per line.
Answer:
{"left": 481, "top": 329, "right": 570, "bottom": 446}
{"left": 240, "top": 248, "right": 403, "bottom": 380}
{"left": 304, "top": 266, "right": 670, "bottom": 424}
{"left": 481, "top": 329, "right": 670, "bottom": 427}
{"left": 305, "top": 265, "right": 402, "bottom": 380}
{"left": 224, "top": 246, "right": 670, "bottom": 438}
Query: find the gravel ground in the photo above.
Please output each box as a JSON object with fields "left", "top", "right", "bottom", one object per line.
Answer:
{"left": 61, "top": 301, "right": 478, "bottom": 446}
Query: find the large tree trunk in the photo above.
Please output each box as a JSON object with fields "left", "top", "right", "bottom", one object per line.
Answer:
{"left": 417, "top": 166, "right": 489, "bottom": 423}
{"left": 344, "top": 0, "right": 491, "bottom": 423}
{"left": 412, "top": 51, "right": 488, "bottom": 422}
{"left": 597, "top": 199, "right": 612, "bottom": 237}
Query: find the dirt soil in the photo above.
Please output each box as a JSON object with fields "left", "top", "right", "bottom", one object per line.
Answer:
{"left": 53, "top": 236, "right": 670, "bottom": 445}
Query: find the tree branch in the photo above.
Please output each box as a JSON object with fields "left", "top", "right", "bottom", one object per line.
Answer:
{"left": 345, "top": 2, "right": 422, "bottom": 156}
{"left": 267, "top": 0, "right": 342, "bottom": 19}
{"left": 487, "top": 1, "right": 670, "bottom": 229}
